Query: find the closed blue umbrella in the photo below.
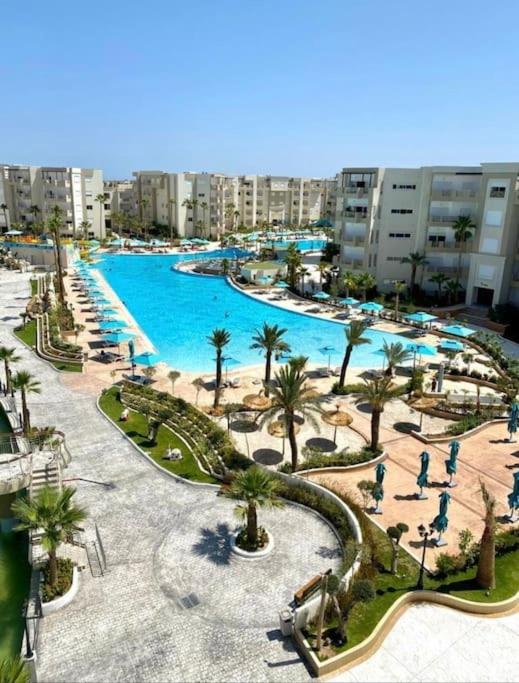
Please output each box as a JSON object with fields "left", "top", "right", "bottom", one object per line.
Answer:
{"left": 128, "top": 339, "right": 135, "bottom": 359}
{"left": 373, "top": 463, "right": 385, "bottom": 514}
{"left": 507, "top": 472, "right": 519, "bottom": 520}
{"left": 508, "top": 403, "right": 519, "bottom": 442}
{"left": 432, "top": 491, "right": 451, "bottom": 546}
{"left": 375, "top": 462, "right": 386, "bottom": 485}
{"left": 416, "top": 451, "right": 430, "bottom": 499}
{"left": 445, "top": 439, "right": 460, "bottom": 487}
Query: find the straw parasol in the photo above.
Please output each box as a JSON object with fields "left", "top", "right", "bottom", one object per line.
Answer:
{"left": 242, "top": 393, "right": 272, "bottom": 410}
{"left": 321, "top": 404, "right": 353, "bottom": 444}
{"left": 268, "top": 418, "right": 300, "bottom": 457}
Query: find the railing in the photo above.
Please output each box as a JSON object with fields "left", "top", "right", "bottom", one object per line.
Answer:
{"left": 343, "top": 211, "right": 368, "bottom": 221}
{"left": 427, "top": 241, "right": 471, "bottom": 251}
{"left": 428, "top": 215, "right": 473, "bottom": 225}
{"left": 430, "top": 188, "right": 478, "bottom": 200}
{"left": 342, "top": 236, "right": 365, "bottom": 246}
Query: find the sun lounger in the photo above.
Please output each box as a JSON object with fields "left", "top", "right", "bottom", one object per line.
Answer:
{"left": 230, "top": 376, "right": 241, "bottom": 388}
{"left": 317, "top": 367, "right": 331, "bottom": 377}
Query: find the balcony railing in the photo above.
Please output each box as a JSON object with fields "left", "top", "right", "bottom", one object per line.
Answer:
{"left": 342, "top": 235, "right": 365, "bottom": 246}
{"left": 430, "top": 188, "right": 478, "bottom": 201}
{"left": 428, "top": 215, "right": 471, "bottom": 226}
{"left": 427, "top": 240, "right": 472, "bottom": 251}
{"left": 343, "top": 210, "right": 368, "bottom": 221}
{"left": 344, "top": 186, "right": 371, "bottom": 195}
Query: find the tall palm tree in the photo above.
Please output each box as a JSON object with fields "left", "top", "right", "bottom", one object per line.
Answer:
{"left": 233, "top": 210, "right": 240, "bottom": 229}
{"left": 317, "top": 262, "right": 329, "bottom": 285}
{"left": 476, "top": 481, "right": 496, "bottom": 590}
{"left": 192, "top": 377, "right": 205, "bottom": 404}
{"left": 47, "top": 206, "right": 66, "bottom": 306}
{"left": 258, "top": 364, "right": 322, "bottom": 470}
{"left": 354, "top": 376, "right": 402, "bottom": 450}
{"left": 0, "top": 346, "right": 20, "bottom": 395}
{"left": 357, "top": 272, "right": 376, "bottom": 302}
{"left": 167, "top": 370, "right": 181, "bottom": 395}
{"left": 429, "top": 272, "right": 449, "bottom": 302}
{"left": 382, "top": 341, "right": 412, "bottom": 377}
{"left": 29, "top": 204, "right": 40, "bottom": 235}
{"left": 0, "top": 203, "right": 8, "bottom": 233}
{"left": 12, "top": 486, "right": 86, "bottom": 588}
{"left": 79, "top": 220, "right": 91, "bottom": 240}
{"left": 338, "top": 321, "right": 370, "bottom": 387}
{"left": 445, "top": 279, "right": 462, "bottom": 305}
{"left": 200, "top": 201, "right": 208, "bottom": 235}
{"left": 342, "top": 271, "right": 358, "bottom": 298}
{"left": 250, "top": 323, "right": 291, "bottom": 397}
{"left": 401, "top": 252, "right": 428, "bottom": 296}
{"left": 208, "top": 328, "right": 231, "bottom": 408}
{"left": 224, "top": 202, "right": 235, "bottom": 232}
{"left": 95, "top": 193, "right": 106, "bottom": 240}
{"left": 298, "top": 266, "right": 310, "bottom": 294}
{"left": 284, "top": 243, "right": 301, "bottom": 289}
{"left": 11, "top": 370, "right": 40, "bottom": 434}
{"left": 453, "top": 215, "right": 476, "bottom": 289}
{"left": 138, "top": 197, "right": 150, "bottom": 241}
{"left": 225, "top": 465, "right": 283, "bottom": 546}
{"left": 392, "top": 281, "right": 406, "bottom": 320}
{"left": 168, "top": 198, "right": 177, "bottom": 243}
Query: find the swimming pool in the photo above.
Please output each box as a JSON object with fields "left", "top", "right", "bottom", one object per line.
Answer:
{"left": 95, "top": 250, "right": 410, "bottom": 373}
{"left": 271, "top": 238, "right": 327, "bottom": 251}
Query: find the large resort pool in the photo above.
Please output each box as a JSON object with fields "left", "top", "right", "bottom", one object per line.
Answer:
{"left": 94, "top": 250, "right": 412, "bottom": 373}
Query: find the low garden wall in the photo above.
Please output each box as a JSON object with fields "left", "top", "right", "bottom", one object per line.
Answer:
{"left": 41, "top": 566, "right": 79, "bottom": 616}
{"left": 412, "top": 417, "right": 508, "bottom": 444}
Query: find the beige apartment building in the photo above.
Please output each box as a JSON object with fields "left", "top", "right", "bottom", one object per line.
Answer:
{"left": 132, "top": 170, "right": 337, "bottom": 237}
{"left": 336, "top": 163, "right": 519, "bottom": 307}
{"left": 103, "top": 180, "right": 135, "bottom": 232}
{"left": 0, "top": 164, "right": 105, "bottom": 238}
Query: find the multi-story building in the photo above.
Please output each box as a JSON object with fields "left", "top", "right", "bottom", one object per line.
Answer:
{"left": 132, "top": 170, "right": 337, "bottom": 237}
{"left": 103, "top": 180, "right": 135, "bottom": 232}
{"left": 0, "top": 164, "right": 105, "bottom": 238}
{"left": 335, "top": 163, "right": 519, "bottom": 307}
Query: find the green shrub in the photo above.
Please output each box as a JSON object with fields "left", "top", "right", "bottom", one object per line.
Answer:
{"left": 435, "top": 552, "right": 459, "bottom": 577}
{"left": 41, "top": 558, "right": 73, "bottom": 602}
{"left": 332, "top": 382, "right": 365, "bottom": 395}
{"left": 296, "top": 447, "right": 378, "bottom": 471}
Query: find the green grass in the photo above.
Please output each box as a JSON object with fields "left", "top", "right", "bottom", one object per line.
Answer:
{"left": 0, "top": 531, "right": 31, "bottom": 659}
{"left": 14, "top": 321, "right": 82, "bottom": 373}
{"left": 99, "top": 387, "right": 217, "bottom": 484}
{"left": 312, "top": 519, "right": 519, "bottom": 655}
{"left": 30, "top": 279, "right": 38, "bottom": 296}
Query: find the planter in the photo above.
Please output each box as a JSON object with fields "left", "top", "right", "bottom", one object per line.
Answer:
{"left": 230, "top": 528, "right": 274, "bottom": 559}
{"left": 41, "top": 566, "right": 79, "bottom": 616}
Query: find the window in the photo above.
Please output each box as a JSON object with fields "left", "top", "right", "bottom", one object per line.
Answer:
{"left": 197, "top": 193, "right": 205, "bottom": 197}
{"left": 392, "top": 184, "right": 416, "bottom": 190}
{"left": 388, "top": 232, "right": 411, "bottom": 239}
{"left": 490, "top": 186, "right": 506, "bottom": 198}
{"left": 485, "top": 210, "right": 502, "bottom": 227}
{"left": 391, "top": 209, "right": 413, "bottom": 214}
{"left": 386, "top": 256, "right": 403, "bottom": 262}
{"left": 104, "top": 204, "right": 110, "bottom": 210}
{"left": 86, "top": 204, "right": 93, "bottom": 210}
{"left": 481, "top": 238, "right": 499, "bottom": 254}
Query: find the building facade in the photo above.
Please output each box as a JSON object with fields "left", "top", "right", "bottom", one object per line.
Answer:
{"left": 0, "top": 164, "right": 105, "bottom": 238}
{"left": 335, "top": 163, "right": 519, "bottom": 307}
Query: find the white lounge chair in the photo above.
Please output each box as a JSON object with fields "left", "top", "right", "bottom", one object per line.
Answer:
{"left": 230, "top": 376, "right": 241, "bottom": 388}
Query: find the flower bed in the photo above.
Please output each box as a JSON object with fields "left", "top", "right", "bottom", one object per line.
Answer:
{"left": 41, "top": 558, "right": 73, "bottom": 603}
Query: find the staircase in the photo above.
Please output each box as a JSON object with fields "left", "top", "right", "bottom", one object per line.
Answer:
{"left": 29, "top": 455, "right": 61, "bottom": 499}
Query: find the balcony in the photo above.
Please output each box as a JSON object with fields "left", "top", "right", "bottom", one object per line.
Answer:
{"left": 426, "top": 240, "right": 472, "bottom": 252}
{"left": 343, "top": 210, "right": 368, "bottom": 222}
{"left": 430, "top": 188, "right": 478, "bottom": 201}
{"left": 341, "top": 259, "right": 364, "bottom": 270}
{"left": 342, "top": 235, "right": 365, "bottom": 247}
{"left": 426, "top": 265, "right": 468, "bottom": 278}
{"left": 344, "top": 185, "right": 371, "bottom": 196}
{"left": 43, "top": 178, "right": 70, "bottom": 188}
{"left": 428, "top": 215, "right": 467, "bottom": 226}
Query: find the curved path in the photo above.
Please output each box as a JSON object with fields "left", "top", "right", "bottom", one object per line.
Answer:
{"left": 0, "top": 271, "right": 340, "bottom": 683}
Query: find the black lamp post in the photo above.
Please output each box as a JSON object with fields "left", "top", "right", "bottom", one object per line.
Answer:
{"left": 22, "top": 600, "right": 34, "bottom": 660}
{"left": 416, "top": 522, "right": 434, "bottom": 590}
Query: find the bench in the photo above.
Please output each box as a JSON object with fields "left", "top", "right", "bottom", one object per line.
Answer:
{"left": 294, "top": 574, "right": 322, "bottom": 606}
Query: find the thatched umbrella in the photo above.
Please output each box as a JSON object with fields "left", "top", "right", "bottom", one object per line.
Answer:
{"left": 268, "top": 418, "right": 301, "bottom": 456}
{"left": 321, "top": 405, "right": 353, "bottom": 445}
{"left": 242, "top": 393, "right": 272, "bottom": 410}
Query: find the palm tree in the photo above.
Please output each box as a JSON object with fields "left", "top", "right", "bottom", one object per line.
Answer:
{"left": 342, "top": 271, "right": 358, "bottom": 298}
{"left": 192, "top": 377, "right": 205, "bottom": 404}
{"left": 138, "top": 197, "right": 150, "bottom": 241}
{"left": 0, "top": 203, "right": 8, "bottom": 233}
{"left": 392, "top": 281, "right": 406, "bottom": 320}
{"left": 338, "top": 321, "right": 370, "bottom": 387}
{"left": 250, "top": 323, "right": 291, "bottom": 397}
{"left": 401, "top": 252, "right": 428, "bottom": 296}
{"left": 200, "top": 201, "right": 208, "bottom": 235}
{"left": 382, "top": 341, "right": 412, "bottom": 377}
{"left": 225, "top": 466, "right": 283, "bottom": 547}
{"left": 317, "top": 262, "right": 329, "bottom": 285}
{"left": 429, "top": 272, "right": 449, "bottom": 302}
{"left": 284, "top": 243, "right": 301, "bottom": 289}
{"left": 168, "top": 370, "right": 181, "bottom": 395}
{"left": 453, "top": 215, "right": 476, "bottom": 289}
{"left": 476, "top": 481, "right": 496, "bottom": 590}
{"left": 11, "top": 370, "right": 41, "bottom": 435}
{"left": 258, "top": 364, "right": 322, "bottom": 470}
{"left": 208, "top": 328, "right": 231, "bottom": 408}
{"left": 47, "top": 205, "right": 66, "bottom": 305}
{"left": 29, "top": 204, "right": 40, "bottom": 235}
{"left": 298, "top": 266, "right": 310, "bottom": 294}
{"left": 445, "top": 279, "right": 462, "bottom": 305}
{"left": 0, "top": 655, "right": 30, "bottom": 683}
{"left": 354, "top": 376, "right": 402, "bottom": 451}
{"left": 167, "top": 198, "right": 177, "bottom": 243}
{"left": 387, "top": 523, "right": 409, "bottom": 574}
{"left": 224, "top": 202, "right": 236, "bottom": 232}
{"left": 288, "top": 355, "right": 308, "bottom": 373}
{"left": 79, "top": 220, "right": 91, "bottom": 240}
{"left": 12, "top": 486, "right": 86, "bottom": 588}
{"left": 357, "top": 272, "right": 376, "bottom": 302}
{"left": 233, "top": 210, "right": 240, "bottom": 229}
{"left": 95, "top": 193, "right": 106, "bottom": 240}
{"left": 0, "top": 346, "right": 20, "bottom": 395}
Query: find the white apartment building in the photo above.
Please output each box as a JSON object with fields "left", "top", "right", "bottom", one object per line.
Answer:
{"left": 132, "top": 170, "right": 337, "bottom": 237}
{"left": 336, "top": 163, "right": 519, "bottom": 307}
{"left": 0, "top": 165, "right": 105, "bottom": 238}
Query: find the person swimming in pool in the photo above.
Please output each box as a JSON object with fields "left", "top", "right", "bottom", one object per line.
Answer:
{"left": 224, "top": 311, "right": 229, "bottom": 318}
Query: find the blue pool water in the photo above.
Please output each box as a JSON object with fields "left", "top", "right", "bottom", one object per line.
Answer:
{"left": 272, "top": 239, "right": 327, "bottom": 251}
{"left": 95, "top": 249, "right": 409, "bottom": 373}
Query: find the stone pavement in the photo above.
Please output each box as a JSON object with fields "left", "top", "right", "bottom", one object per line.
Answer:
{"left": 0, "top": 271, "right": 340, "bottom": 682}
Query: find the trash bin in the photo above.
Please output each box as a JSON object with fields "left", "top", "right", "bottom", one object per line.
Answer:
{"left": 279, "top": 608, "right": 294, "bottom": 636}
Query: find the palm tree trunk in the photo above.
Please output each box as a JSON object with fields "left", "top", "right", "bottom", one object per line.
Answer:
{"left": 288, "top": 414, "right": 298, "bottom": 470}
{"left": 395, "top": 293, "right": 400, "bottom": 321}
{"left": 410, "top": 266, "right": 416, "bottom": 295}
{"left": 391, "top": 541, "right": 399, "bottom": 574}
{"left": 339, "top": 345, "right": 352, "bottom": 387}
{"left": 214, "top": 354, "right": 222, "bottom": 408}
{"left": 455, "top": 250, "right": 462, "bottom": 291}
{"left": 48, "top": 548, "right": 58, "bottom": 587}
{"left": 371, "top": 408, "right": 381, "bottom": 450}
{"left": 21, "top": 388, "right": 29, "bottom": 435}
{"left": 476, "top": 525, "right": 495, "bottom": 589}
{"left": 54, "top": 231, "right": 65, "bottom": 306}
{"left": 4, "top": 360, "right": 10, "bottom": 394}
{"left": 332, "top": 594, "right": 346, "bottom": 643}
{"left": 264, "top": 352, "right": 272, "bottom": 397}
{"left": 247, "top": 502, "right": 258, "bottom": 545}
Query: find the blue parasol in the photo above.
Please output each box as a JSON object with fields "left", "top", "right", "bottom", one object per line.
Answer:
{"left": 507, "top": 472, "right": 519, "bottom": 520}
{"left": 432, "top": 491, "right": 451, "bottom": 545}
{"left": 508, "top": 403, "right": 519, "bottom": 442}
{"left": 313, "top": 291, "right": 330, "bottom": 301}
{"left": 318, "top": 345, "right": 338, "bottom": 371}
{"left": 103, "top": 331, "right": 135, "bottom": 345}
{"left": 442, "top": 324, "right": 475, "bottom": 338}
{"left": 132, "top": 351, "right": 159, "bottom": 366}
{"left": 375, "top": 462, "right": 386, "bottom": 485}
{"left": 339, "top": 297, "right": 360, "bottom": 306}
{"left": 99, "top": 320, "right": 126, "bottom": 331}
{"left": 445, "top": 439, "right": 460, "bottom": 487}
{"left": 416, "top": 451, "right": 430, "bottom": 498}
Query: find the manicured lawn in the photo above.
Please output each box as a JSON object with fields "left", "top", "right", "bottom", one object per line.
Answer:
{"left": 14, "top": 321, "right": 82, "bottom": 373}
{"left": 0, "top": 531, "right": 31, "bottom": 659}
{"left": 99, "top": 387, "right": 217, "bottom": 484}
{"left": 313, "top": 519, "right": 519, "bottom": 655}
{"left": 30, "top": 279, "right": 38, "bottom": 296}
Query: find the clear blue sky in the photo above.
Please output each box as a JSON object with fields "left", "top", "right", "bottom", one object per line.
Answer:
{"left": 3, "top": 0, "right": 519, "bottom": 178}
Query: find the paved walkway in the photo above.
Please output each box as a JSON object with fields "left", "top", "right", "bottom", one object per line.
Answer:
{"left": 0, "top": 271, "right": 340, "bottom": 682}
